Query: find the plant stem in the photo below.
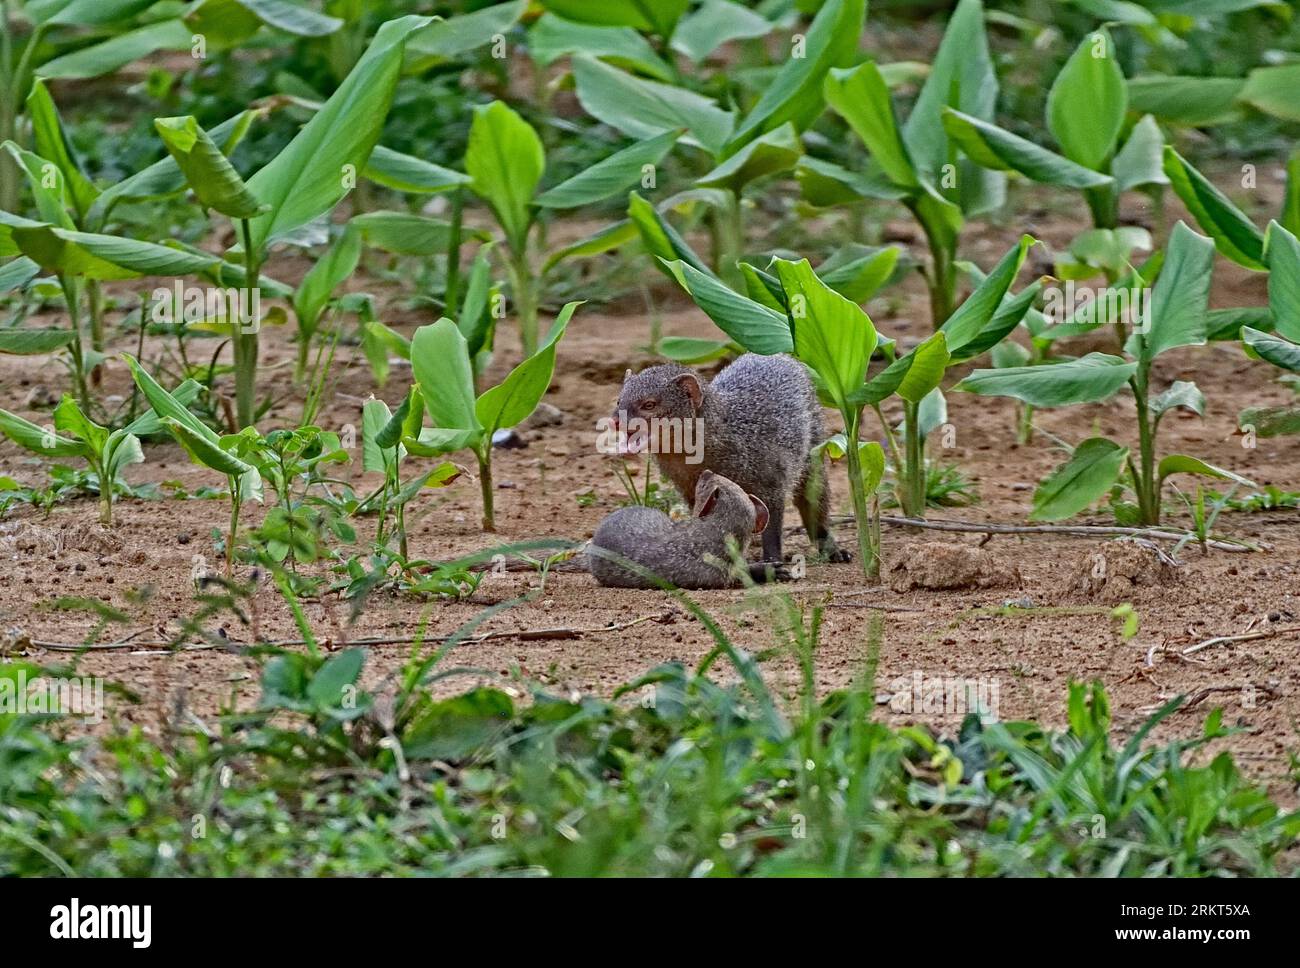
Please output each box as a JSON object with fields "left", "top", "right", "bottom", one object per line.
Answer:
{"left": 715, "top": 190, "right": 745, "bottom": 288}
{"left": 226, "top": 476, "right": 240, "bottom": 579}
{"left": 1017, "top": 402, "right": 1034, "bottom": 445}
{"left": 0, "top": 0, "right": 17, "bottom": 213}
{"left": 97, "top": 463, "right": 113, "bottom": 527}
{"left": 234, "top": 219, "right": 262, "bottom": 428}
{"left": 478, "top": 447, "right": 495, "bottom": 532}
{"left": 507, "top": 249, "right": 539, "bottom": 358}
{"left": 841, "top": 410, "right": 878, "bottom": 579}
{"left": 900, "top": 400, "right": 927, "bottom": 519}
{"left": 1131, "top": 364, "right": 1160, "bottom": 525}
{"left": 445, "top": 188, "right": 463, "bottom": 311}
{"left": 60, "top": 276, "right": 91, "bottom": 412}
{"left": 922, "top": 222, "right": 956, "bottom": 329}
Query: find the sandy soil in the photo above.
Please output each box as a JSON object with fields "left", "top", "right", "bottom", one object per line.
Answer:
{"left": 2, "top": 175, "right": 1298, "bottom": 804}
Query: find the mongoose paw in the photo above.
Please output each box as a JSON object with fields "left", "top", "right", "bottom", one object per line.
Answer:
{"left": 817, "top": 544, "right": 853, "bottom": 564}
{"left": 748, "top": 560, "right": 793, "bottom": 584}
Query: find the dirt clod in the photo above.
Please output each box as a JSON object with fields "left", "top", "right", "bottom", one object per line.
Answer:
{"left": 886, "top": 542, "right": 1021, "bottom": 592}
{"left": 1061, "top": 539, "right": 1180, "bottom": 603}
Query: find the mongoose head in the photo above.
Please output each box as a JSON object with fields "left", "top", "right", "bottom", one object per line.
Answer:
{"left": 693, "top": 470, "right": 769, "bottom": 536}
{"left": 613, "top": 363, "right": 704, "bottom": 454}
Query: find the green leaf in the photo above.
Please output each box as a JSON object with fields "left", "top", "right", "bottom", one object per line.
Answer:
{"left": 1031, "top": 437, "right": 1128, "bottom": 521}
{"left": 662, "top": 259, "right": 792, "bottom": 355}
{"left": 1239, "top": 64, "right": 1300, "bottom": 123}
{"left": 1283, "top": 148, "right": 1300, "bottom": 238}
{"left": 541, "top": 219, "right": 638, "bottom": 273}
{"left": 475, "top": 304, "right": 577, "bottom": 434}
{"left": 154, "top": 115, "right": 267, "bottom": 220}
{"left": 953, "top": 353, "right": 1137, "bottom": 407}
{"left": 244, "top": 15, "right": 431, "bottom": 252}
{"left": 671, "top": 0, "right": 772, "bottom": 63}
{"left": 353, "top": 210, "right": 463, "bottom": 256}
{"left": 1157, "top": 454, "right": 1253, "bottom": 490}
{"left": 1136, "top": 221, "right": 1215, "bottom": 361}
{"left": 0, "top": 328, "right": 75, "bottom": 354}
{"left": 628, "top": 192, "right": 713, "bottom": 278}
{"left": 1150, "top": 380, "right": 1205, "bottom": 419}
{"left": 528, "top": 12, "right": 674, "bottom": 81}
{"left": 795, "top": 156, "right": 910, "bottom": 206}
{"left": 725, "top": 0, "right": 866, "bottom": 152}
{"left": 1264, "top": 221, "right": 1300, "bottom": 342}
{"left": 774, "top": 258, "right": 876, "bottom": 409}
{"left": 406, "top": 0, "right": 526, "bottom": 63}
{"left": 29, "top": 0, "right": 163, "bottom": 27}
{"left": 893, "top": 333, "right": 950, "bottom": 405}
{"left": 402, "top": 687, "right": 515, "bottom": 761}
{"left": 1242, "top": 326, "right": 1300, "bottom": 373}
{"left": 538, "top": 0, "right": 688, "bottom": 37}
{"left": 1127, "top": 74, "right": 1245, "bottom": 127}
{"left": 536, "top": 129, "right": 680, "bottom": 209}
{"left": 1046, "top": 29, "right": 1127, "bottom": 171}
{"left": 161, "top": 418, "right": 253, "bottom": 477}
{"left": 362, "top": 397, "right": 394, "bottom": 473}
{"left": 26, "top": 81, "right": 99, "bottom": 220}
{"left": 104, "top": 429, "right": 145, "bottom": 481}
{"left": 306, "top": 648, "right": 365, "bottom": 706}
{"left": 657, "top": 337, "right": 734, "bottom": 364}
{"left": 697, "top": 123, "right": 802, "bottom": 194}
{"left": 362, "top": 146, "right": 470, "bottom": 195}
{"left": 1238, "top": 405, "right": 1300, "bottom": 438}
{"left": 1111, "top": 115, "right": 1168, "bottom": 194}
{"left": 465, "top": 101, "right": 544, "bottom": 253}
{"left": 941, "top": 110, "right": 1113, "bottom": 189}
{"left": 53, "top": 394, "right": 107, "bottom": 454}
{"left": 410, "top": 319, "right": 484, "bottom": 440}
{"left": 0, "top": 407, "right": 89, "bottom": 458}
{"left": 38, "top": 20, "right": 194, "bottom": 80}
{"left": 823, "top": 61, "right": 917, "bottom": 189}
{"left": 1163, "top": 146, "right": 1265, "bottom": 269}
{"left": 940, "top": 235, "right": 1036, "bottom": 355}
{"left": 1, "top": 213, "right": 220, "bottom": 281}
{"left": 817, "top": 246, "right": 900, "bottom": 303}
{"left": 571, "top": 55, "right": 734, "bottom": 159}
{"left": 233, "top": 0, "right": 343, "bottom": 37}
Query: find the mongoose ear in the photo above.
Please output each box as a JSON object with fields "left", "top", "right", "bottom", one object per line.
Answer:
{"left": 675, "top": 372, "right": 703, "bottom": 411}
{"left": 624, "top": 368, "right": 633, "bottom": 382}
{"left": 698, "top": 486, "right": 720, "bottom": 518}
{"left": 748, "top": 495, "right": 770, "bottom": 534}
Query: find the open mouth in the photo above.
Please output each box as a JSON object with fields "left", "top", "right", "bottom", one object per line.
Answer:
{"left": 617, "top": 429, "right": 648, "bottom": 455}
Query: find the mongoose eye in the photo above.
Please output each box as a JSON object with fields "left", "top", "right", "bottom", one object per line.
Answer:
{"left": 640, "top": 399, "right": 657, "bottom": 411}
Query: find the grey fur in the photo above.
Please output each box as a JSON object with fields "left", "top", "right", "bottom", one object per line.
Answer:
{"left": 614, "top": 354, "right": 844, "bottom": 563}
{"left": 589, "top": 471, "right": 762, "bottom": 589}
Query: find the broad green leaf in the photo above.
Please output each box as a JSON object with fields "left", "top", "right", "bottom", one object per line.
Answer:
{"left": 824, "top": 61, "right": 918, "bottom": 189}
{"left": 1207, "top": 306, "right": 1273, "bottom": 341}
{"left": 953, "top": 353, "right": 1137, "bottom": 407}
{"left": 1163, "top": 146, "right": 1265, "bottom": 269}
{"left": 536, "top": 129, "right": 681, "bottom": 209}
{"left": 697, "top": 123, "right": 802, "bottom": 194}
{"left": 458, "top": 244, "right": 497, "bottom": 358}
{"left": 1238, "top": 405, "right": 1300, "bottom": 438}
{"left": 1127, "top": 74, "right": 1245, "bottom": 126}
{"left": 541, "top": 219, "right": 638, "bottom": 273}
{"left": 154, "top": 116, "right": 267, "bottom": 220}
{"left": 29, "top": 0, "right": 162, "bottom": 26}
{"left": 950, "top": 278, "right": 1044, "bottom": 362}
{"left": 306, "top": 648, "right": 365, "bottom": 707}
{"left": 774, "top": 258, "right": 876, "bottom": 408}
{"left": 1111, "top": 115, "right": 1168, "bottom": 194}
{"left": 528, "top": 12, "right": 674, "bottom": 81}
{"left": 572, "top": 55, "right": 734, "bottom": 158}
{"left": 353, "top": 210, "right": 463, "bottom": 256}
{"left": 1264, "top": 221, "right": 1300, "bottom": 342}
{"left": 104, "top": 429, "right": 145, "bottom": 480}
{"left": 410, "top": 319, "right": 483, "bottom": 437}
{"left": 1150, "top": 380, "right": 1205, "bottom": 420}
{"left": 234, "top": 0, "right": 342, "bottom": 37}
{"left": 657, "top": 337, "right": 734, "bottom": 364}
{"left": 1031, "top": 437, "right": 1128, "bottom": 521}
{"left": 818, "top": 246, "right": 900, "bottom": 303}
{"left": 1284, "top": 148, "right": 1300, "bottom": 238}
{"left": 795, "top": 157, "right": 909, "bottom": 207}
{"left": 672, "top": 0, "right": 772, "bottom": 63}
{"left": 1239, "top": 64, "right": 1300, "bottom": 123}
{"left": 1157, "top": 454, "right": 1253, "bottom": 489}
{"left": 0, "top": 408, "right": 88, "bottom": 458}
{"left": 2, "top": 213, "right": 219, "bottom": 280}
{"left": 38, "top": 20, "right": 194, "bottom": 80}
{"left": 475, "top": 305, "right": 575, "bottom": 433}
{"left": 1067, "top": 0, "right": 1157, "bottom": 24}
{"left": 244, "top": 15, "right": 431, "bottom": 252}
{"left": 162, "top": 417, "right": 253, "bottom": 477}
{"left": 941, "top": 110, "right": 1113, "bottom": 189}
{"left": 856, "top": 332, "right": 948, "bottom": 406}
{"left": 538, "top": 0, "right": 688, "bottom": 37}
{"left": 3, "top": 143, "right": 76, "bottom": 228}
{"left": 401, "top": 429, "right": 481, "bottom": 457}
{"left": 1136, "top": 221, "right": 1214, "bottom": 361}
{"left": 52, "top": 394, "right": 107, "bottom": 455}
{"left": 26, "top": 81, "right": 99, "bottom": 220}
{"left": 120, "top": 379, "right": 202, "bottom": 437}
{"left": 725, "top": 0, "right": 866, "bottom": 152}
{"left": 662, "top": 259, "right": 792, "bottom": 355}
{"left": 465, "top": 101, "right": 544, "bottom": 253}
{"left": 0, "top": 329, "right": 75, "bottom": 354}
{"left": 406, "top": 0, "right": 527, "bottom": 64}
{"left": 0, "top": 258, "right": 40, "bottom": 292}
{"left": 940, "top": 235, "right": 1036, "bottom": 355}
{"left": 362, "top": 396, "right": 395, "bottom": 473}
{"left": 1242, "top": 326, "right": 1300, "bottom": 373}
{"left": 1046, "top": 29, "right": 1127, "bottom": 171}
{"left": 363, "top": 146, "right": 470, "bottom": 195}
{"left": 628, "top": 192, "right": 713, "bottom": 277}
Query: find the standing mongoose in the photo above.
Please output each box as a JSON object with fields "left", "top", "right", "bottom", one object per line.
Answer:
{"left": 613, "top": 353, "right": 846, "bottom": 564}
{"left": 588, "top": 471, "right": 771, "bottom": 589}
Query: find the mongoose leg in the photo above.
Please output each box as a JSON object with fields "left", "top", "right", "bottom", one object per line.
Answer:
{"left": 760, "top": 501, "right": 785, "bottom": 563}
{"left": 795, "top": 455, "right": 851, "bottom": 563}
{"left": 748, "top": 560, "right": 792, "bottom": 583}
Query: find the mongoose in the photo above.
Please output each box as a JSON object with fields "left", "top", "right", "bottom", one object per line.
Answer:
{"left": 613, "top": 353, "right": 845, "bottom": 564}
{"left": 588, "top": 471, "right": 771, "bottom": 589}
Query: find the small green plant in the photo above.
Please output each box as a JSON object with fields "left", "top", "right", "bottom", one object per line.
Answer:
{"left": 0, "top": 381, "right": 198, "bottom": 525}
{"left": 403, "top": 302, "right": 580, "bottom": 531}
{"left": 956, "top": 223, "right": 1253, "bottom": 526}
